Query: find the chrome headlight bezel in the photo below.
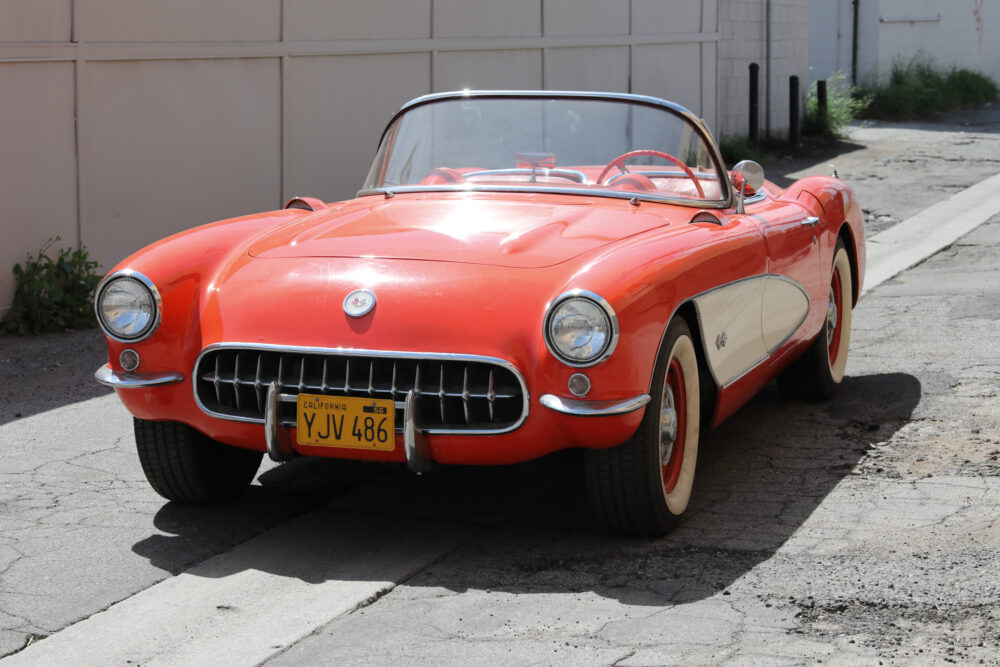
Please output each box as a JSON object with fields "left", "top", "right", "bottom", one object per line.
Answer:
{"left": 543, "top": 289, "right": 620, "bottom": 367}
{"left": 94, "top": 270, "right": 162, "bottom": 343}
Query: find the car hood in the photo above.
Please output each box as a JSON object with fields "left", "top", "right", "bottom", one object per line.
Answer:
{"left": 248, "top": 193, "right": 674, "bottom": 268}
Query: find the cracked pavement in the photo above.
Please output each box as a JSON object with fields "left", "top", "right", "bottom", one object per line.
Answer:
{"left": 2, "top": 115, "right": 1000, "bottom": 664}
{"left": 264, "top": 220, "right": 1000, "bottom": 666}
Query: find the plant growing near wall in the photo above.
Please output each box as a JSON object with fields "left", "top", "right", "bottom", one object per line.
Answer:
{"left": 803, "top": 71, "right": 868, "bottom": 138}
{"left": 1, "top": 237, "right": 102, "bottom": 335}
{"left": 859, "top": 55, "right": 998, "bottom": 121}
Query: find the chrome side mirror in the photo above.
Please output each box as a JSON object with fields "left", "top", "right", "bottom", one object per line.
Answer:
{"left": 731, "top": 160, "right": 765, "bottom": 214}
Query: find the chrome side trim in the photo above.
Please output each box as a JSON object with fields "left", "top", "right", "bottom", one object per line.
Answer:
{"left": 93, "top": 269, "right": 163, "bottom": 343}
{"left": 191, "top": 343, "right": 530, "bottom": 436}
{"left": 94, "top": 365, "right": 184, "bottom": 388}
{"left": 540, "top": 393, "right": 651, "bottom": 416}
{"left": 404, "top": 390, "right": 432, "bottom": 474}
{"left": 689, "top": 274, "right": 810, "bottom": 389}
{"left": 543, "top": 289, "right": 620, "bottom": 368}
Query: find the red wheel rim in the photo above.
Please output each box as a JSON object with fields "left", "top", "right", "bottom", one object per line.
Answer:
{"left": 827, "top": 268, "right": 843, "bottom": 365}
{"left": 662, "top": 357, "right": 686, "bottom": 493}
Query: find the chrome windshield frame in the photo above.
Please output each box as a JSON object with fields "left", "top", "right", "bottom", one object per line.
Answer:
{"left": 359, "top": 90, "right": 733, "bottom": 209}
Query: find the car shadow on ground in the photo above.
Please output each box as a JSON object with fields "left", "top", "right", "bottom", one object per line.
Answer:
{"left": 132, "top": 372, "right": 920, "bottom": 607}
{"left": 763, "top": 138, "right": 866, "bottom": 189}
{"left": 0, "top": 329, "right": 112, "bottom": 426}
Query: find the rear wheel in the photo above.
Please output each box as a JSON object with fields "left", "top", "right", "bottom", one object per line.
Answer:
{"left": 585, "top": 318, "right": 701, "bottom": 536}
{"left": 778, "top": 239, "right": 853, "bottom": 399}
{"left": 134, "top": 418, "right": 263, "bottom": 504}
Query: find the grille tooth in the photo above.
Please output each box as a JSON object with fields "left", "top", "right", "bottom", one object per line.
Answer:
{"left": 462, "top": 366, "right": 471, "bottom": 424}
{"left": 196, "top": 349, "right": 524, "bottom": 432}
{"left": 232, "top": 353, "right": 242, "bottom": 410}
{"left": 254, "top": 354, "right": 264, "bottom": 412}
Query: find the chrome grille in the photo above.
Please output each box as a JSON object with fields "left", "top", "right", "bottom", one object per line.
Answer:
{"left": 194, "top": 346, "right": 528, "bottom": 434}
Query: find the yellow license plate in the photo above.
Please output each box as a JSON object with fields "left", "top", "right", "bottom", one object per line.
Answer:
{"left": 296, "top": 394, "right": 395, "bottom": 451}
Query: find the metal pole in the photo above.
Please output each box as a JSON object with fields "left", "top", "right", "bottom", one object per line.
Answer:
{"left": 817, "top": 79, "right": 828, "bottom": 133}
{"left": 765, "top": 0, "right": 772, "bottom": 139}
{"left": 749, "top": 63, "right": 760, "bottom": 150}
{"left": 789, "top": 75, "right": 800, "bottom": 145}
{"left": 852, "top": 0, "right": 860, "bottom": 86}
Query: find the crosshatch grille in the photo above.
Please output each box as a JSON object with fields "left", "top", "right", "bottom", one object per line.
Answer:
{"left": 194, "top": 347, "right": 527, "bottom": 433}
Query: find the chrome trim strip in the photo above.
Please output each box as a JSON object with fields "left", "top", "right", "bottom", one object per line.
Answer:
{"left": 543, "top": 289, "right": 620, "bottom": 368}
{"left": 367, "top": 90, "right": 732, "bottom": 208}
{"left": 93, "top": 269, "right": 163, "bottom": 343}
{"left": 540, "top": 393, "right": 651, "bottom": 416}
{"left": 404, "top": 390, "right": 432, "bottom": 474}
{"left": 94, "top": 365, "right": 184, "bottom": 388}
{"left": 688, "top": 274, "right": 810, "bottom": 389}
{"left": 357, "top": 184, "right": 731, "bottom": 210}
{"left": 191, "top": 343, "right": 530, "bottom": 435}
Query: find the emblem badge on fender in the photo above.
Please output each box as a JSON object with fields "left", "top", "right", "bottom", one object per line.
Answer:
{"left": 715, "top": 332, "right": 728, "bottom": 350}
{"left": 343, "top": 289, "right": 376, "bottom": 317}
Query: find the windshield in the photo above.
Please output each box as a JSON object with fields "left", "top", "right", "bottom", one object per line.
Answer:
{"left": 362, "top": 95, "right": 729, "bottom": 206}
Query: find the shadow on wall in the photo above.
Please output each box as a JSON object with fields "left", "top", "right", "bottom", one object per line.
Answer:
{"left": 132, "top": 372, "right": 921, "bottom": 607}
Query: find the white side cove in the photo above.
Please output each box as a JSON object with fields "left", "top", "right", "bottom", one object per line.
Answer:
{"left": 692, "top": 275, "right": 810, "bottom": 387}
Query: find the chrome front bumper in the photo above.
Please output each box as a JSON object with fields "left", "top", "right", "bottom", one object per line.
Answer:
{"left": 94, "top": 365, "right": 185, "bottom": 389}
{"left": 539, "top": 393, "right": 651, "bottom": 416}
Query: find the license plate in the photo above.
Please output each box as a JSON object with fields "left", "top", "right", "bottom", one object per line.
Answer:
{"left": 296, "top": 394, "right": 395, "bottom": 451}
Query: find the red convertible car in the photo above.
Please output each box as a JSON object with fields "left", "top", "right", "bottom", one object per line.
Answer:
{"left": 95, "top": 91, "right": 864, "bottom": 536}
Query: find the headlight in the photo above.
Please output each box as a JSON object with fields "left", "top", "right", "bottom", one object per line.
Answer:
{"left": 544, "top": 290, "right": 619, "bottom": 366}
{"left": 95, "top": 271, "right": 161, "bottom": 342}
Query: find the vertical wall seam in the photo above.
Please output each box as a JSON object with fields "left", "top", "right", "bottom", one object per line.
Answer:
{"left": 279, "top": 0, "right": 287, "bottom": 204}
{"left": 72, "top": 0, "right": 85, "bottom": 253}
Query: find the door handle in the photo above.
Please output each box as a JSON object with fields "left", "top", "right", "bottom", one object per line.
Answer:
{"left": 800, "top": 216, "right": 821, "bottom": 228}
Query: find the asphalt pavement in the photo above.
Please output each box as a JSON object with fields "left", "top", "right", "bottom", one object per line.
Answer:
{"left": 2, "top": 113, "right": 1000, "bottom": 665}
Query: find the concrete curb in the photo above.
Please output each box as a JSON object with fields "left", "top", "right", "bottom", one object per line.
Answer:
{"left": 862, "top": 171, "right": 1000, "bottom": 295}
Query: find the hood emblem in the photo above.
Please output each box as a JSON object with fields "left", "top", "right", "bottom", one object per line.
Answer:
{"left": 343, "top": 289, "right": 376, "bottom": 317}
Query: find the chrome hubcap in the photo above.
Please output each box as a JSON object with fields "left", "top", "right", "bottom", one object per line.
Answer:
{"left": 826, "top": 286, "right": 838, "bottom": 345}
{"left": 660, "top": 384, "right": 678, "bottom": 466}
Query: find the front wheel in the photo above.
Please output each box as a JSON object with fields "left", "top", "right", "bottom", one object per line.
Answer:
{"left": 134, "top": 418, "right": 263, "bottom": 504}
{"left": 585, "top": 318, "right": 701, "bottom": 536}
{"left": 778, "top": 238, "right": 853, "bottom": 400}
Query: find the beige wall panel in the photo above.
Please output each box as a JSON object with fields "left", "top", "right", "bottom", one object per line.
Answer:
{"left": 435, "top": 49, "right": 542, "bottom": 91}
{"left": 285, "top": 53, "right": 431, "bottom": 203}
{"left": 631, "top": 0, "right": 702, "bottom": 34}
{"left": 544, "top": 0, "right": 628, "bottom": 37}
{"left": 83, "top": 59, "right": 281, "bottom": 267}
{"left": 434, "top": 0, "right": 541, "bottom": 38}
{"left": 0, "top": 0, "right": 71, "bottom": 42}
{"left": 0, "top": 62, "right": 77, "bottom": 311}
{"left": 79, "top": 0, "right": 279, "bottom": 43}
{"left": 632, "top": 43, "right": 703, "bottom": 115}
{"left": 545, "top": 46, "right": 629, "bottom": 92}
{"left": 285, "top": 0, "right": 430, "bottom": 41}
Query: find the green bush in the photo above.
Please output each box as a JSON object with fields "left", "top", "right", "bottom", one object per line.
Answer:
{"left": 804, "top": 71, "right": 868, "bottom": 138}
{"left": 719, "top": 134, "right": 762, "bottom": 167}
{"left": 1, "top": 237, "right": 102, "bottom": 335}
{"left": 860, "top": 55, "right": 998, "bottom": 121}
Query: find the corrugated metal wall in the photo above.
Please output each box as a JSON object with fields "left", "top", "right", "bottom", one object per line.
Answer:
{"left": 0, "top": 0, "right": 723, "bottom": 313}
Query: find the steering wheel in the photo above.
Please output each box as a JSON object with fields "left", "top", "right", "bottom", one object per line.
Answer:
{"left": 597, "top": 150, "right": 705, "bottom": 198}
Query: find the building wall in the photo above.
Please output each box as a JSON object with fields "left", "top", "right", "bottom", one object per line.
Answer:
{"left": 717, "top": 0, "right": 810, "bottom": 139}
{"left": 810, "top": 1, "right": 1000, "bottom": 87}
{"left": 0, "top": 0, "right": 746, "bottom": 315}
{"left": 874, "top": 0, "right": 1000, "bottom": 84}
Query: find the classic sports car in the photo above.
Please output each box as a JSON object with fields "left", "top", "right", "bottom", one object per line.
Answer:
{"left": 94, "top": 90, "right": 864, "bottom": 536}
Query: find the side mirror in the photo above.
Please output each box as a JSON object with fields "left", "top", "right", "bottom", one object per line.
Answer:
{"left": 730, "top": 160, "right": 765, "bottom": 214}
